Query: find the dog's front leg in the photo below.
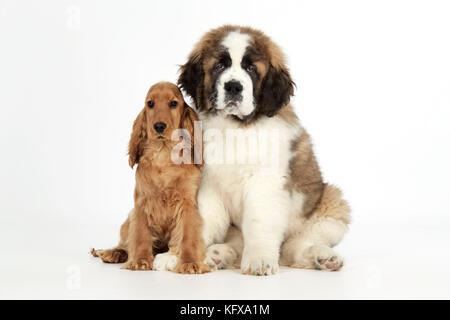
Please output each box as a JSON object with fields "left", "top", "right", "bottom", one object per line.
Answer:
{"left": 240, "top": 176, "right": 291, "bottom": 276}
{"left": 122, "top": 205, "right": 153, "bottom": 271}
{"left": 174, "top": 201, "right": 211, "bottom": 274}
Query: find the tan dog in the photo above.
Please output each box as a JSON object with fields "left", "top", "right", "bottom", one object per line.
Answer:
{"left": 92, "top": 82, "right": 210, "bottom": 274}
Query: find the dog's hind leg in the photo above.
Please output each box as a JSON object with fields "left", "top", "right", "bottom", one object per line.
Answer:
{"left": 91, "top": 214, "right": 130, "bottom": 264}
{"left": 204, "top": 225, "right": 243, "bottom": 270}
{"left": 280, "top": 184, "right": 351, "bottom": 271}
{"left": 91, "top": 247, "right": 128, "bottom": 264}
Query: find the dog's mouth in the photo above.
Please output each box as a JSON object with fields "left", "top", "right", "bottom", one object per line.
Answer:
{"left": 225, "top": 99, "right": 240, "bottom": 107}
{"left": 153, "top": 133, "right": 166, "bottom": 140}
{"left": 220, "top": 100, "right": 245, "bottom": 119}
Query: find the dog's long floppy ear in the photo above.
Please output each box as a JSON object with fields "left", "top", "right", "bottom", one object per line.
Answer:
{"left": 257, "top": 65, "right": 295, "bottom": 117}
{"left": 178, "top": 51, "right": 204, "bottom": 110}
{"left": 128, "top": 109, "right": 147, "bottom": 168}
{"left": 181, "top": 105, "right": 202, "bottom": 166}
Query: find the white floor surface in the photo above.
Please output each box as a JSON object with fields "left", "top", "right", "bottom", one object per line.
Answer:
{"left": 1, "top": 216, "right": 449, "bottom": 300}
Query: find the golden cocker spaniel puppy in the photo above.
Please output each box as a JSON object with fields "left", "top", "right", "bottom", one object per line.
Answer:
{"left": 92, "top": 82, "right": 210, "bottom": 274}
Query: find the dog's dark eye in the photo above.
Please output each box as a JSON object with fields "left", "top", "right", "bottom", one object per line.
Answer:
{"left": 214, "top": 62, "right": 225, "bottom": 71}
{"left": 246, "top": 64, "right": 256, "bottom": 73}
{"left": 147, "top": 100, "right": 154, "bottom": 108}
{"left": 169, "top": 101, "right": 178, "bottom": 108}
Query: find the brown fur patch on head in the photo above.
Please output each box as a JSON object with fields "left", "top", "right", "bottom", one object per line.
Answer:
{"left": 178, "top": 25, "right": 295, "bottom": 120}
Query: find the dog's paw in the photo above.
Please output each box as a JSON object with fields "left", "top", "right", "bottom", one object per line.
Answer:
{"left": 91, "top": 248, "right": 128, "bottom": 263}
{"left": 204, "top": 244, "right": 238, "bottom": 270}
{"left": 309, "top": 245, "right": 344, "bottom": 271}
{"left": 121, "top": 258, "right": 153, "bottom": 271}
{"left": 241, "top": 252, "right": 279, "bottom": 276}
{"left": 153, "top": 252, "right": 178, "bottom": 271}
{"left": 174, "top": 262, "right": 212, "bottom": 274}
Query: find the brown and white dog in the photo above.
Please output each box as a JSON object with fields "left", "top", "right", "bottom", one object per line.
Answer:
{"left": 152, "top": 26, "right": 351, "bottom": 276}
{"left": 92, "top": 82, "right": 210, "bottom": 274}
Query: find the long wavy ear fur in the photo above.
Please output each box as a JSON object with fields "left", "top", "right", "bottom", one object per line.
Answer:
{"left": 257, "top": 65, "right": 295, "bottom": 117}
{"left": 128, "top": 109, "right": 147, "bottom": 168}
{"left": 181, "top": 105, "right": 202, "bottom": 166}
{"left": 178, "top": 51, "right": 204, "bottom": 109}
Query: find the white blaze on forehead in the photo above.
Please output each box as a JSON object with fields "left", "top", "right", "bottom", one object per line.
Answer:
{"left": 222, "top": 31, "right": 250, "bottom": 64}
{"left": 216, "top": 31, "right": 255, "bottom": 118}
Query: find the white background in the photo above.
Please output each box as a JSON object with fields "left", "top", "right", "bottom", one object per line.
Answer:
{"left": 1, "top": 0, "right": 449, "bottom": 299}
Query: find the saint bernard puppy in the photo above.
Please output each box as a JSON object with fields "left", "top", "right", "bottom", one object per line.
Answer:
{"left": 153, "top": 25, "right": 351, "bottom": 276}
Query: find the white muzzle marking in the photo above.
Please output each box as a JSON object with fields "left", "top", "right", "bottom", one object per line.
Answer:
{"left": 216, "top": 31, "right": 255, "bottom": 119}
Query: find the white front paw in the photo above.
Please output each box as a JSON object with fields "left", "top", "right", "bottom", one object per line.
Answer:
{"left": 204, "top": 244, "right": 238, "bottom": 270}
{"left": 153, "top": 252, "right": 178, "bottom": 271}
{"left": 241, "top": 251, "right": 279, "bottom": 276}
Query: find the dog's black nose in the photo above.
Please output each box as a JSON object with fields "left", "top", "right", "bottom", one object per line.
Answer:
{"left": 224, "top": 81, "right": 243, "bottom": 95}
{"left": 153, "top": 122, "right": 167, "bottom": 133}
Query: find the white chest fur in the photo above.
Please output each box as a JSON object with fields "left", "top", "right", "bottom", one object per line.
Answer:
{"left": 199, "top": 113, "right": 301, "bottom": 227}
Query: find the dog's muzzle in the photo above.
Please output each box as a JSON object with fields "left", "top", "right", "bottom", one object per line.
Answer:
{"left": 224, "top": 80, "right": 243, "bottom": 107}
